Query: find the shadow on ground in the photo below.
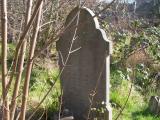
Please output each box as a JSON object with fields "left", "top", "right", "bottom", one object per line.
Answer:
{"left": 132, "top": 108, "right": 159, "bottom": 120}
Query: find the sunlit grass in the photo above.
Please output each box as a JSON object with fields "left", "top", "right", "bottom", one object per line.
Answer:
{"left": 28, "top": 68, "right": 60, "bottom": 112}
{"left": 111, "top": 70, "right": 160, "bottom": 120}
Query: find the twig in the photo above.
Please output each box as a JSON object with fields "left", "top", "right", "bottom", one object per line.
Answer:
{"left": 87, "top": 57, "right": 106, "bottom": 120}
{"left": 31, "top": 0, "right": 117, "bottom": 62}
{"left": 6, "top": 0, "right": 44, "bottom": 95}
{"left": 94, "top": 0, "right": 117, "bottom": 18}
{"left": 10, "top": 0, "right": 32, "bottom": 120}
{"left": 27, "top": 5, "right": 82, "bottom": 120}
{"left": 58, "top": 90, "right": 63, "bottom": 120}
{"left": 37, "top": 108, "right": 45, "bottom": 120}
{"left": 114, "top": 68, "right": 135, "bottom": 120}
{"left": 19, "top": 1, "right": 43, "bottom": 120}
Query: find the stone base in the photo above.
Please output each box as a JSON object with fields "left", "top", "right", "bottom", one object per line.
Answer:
{"left": 104, "top": 105, "right": 112, "bottom": 120}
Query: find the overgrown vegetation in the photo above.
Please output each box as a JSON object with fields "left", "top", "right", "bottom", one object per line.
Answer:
{"left": 106, "top": 19, "right": 160, "bottom": 119}
{"left": 0, "top": 0, "right": 160, "bottom": 120}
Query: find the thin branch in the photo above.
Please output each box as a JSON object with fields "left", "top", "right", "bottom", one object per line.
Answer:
{"left": 26, "top": 2, "right": 117, "bottom": 118}
{"left": 114, "top": 68, "right": 135, "bottom": 120}
{"left": 31, "top": 9, "right": 80, "bottom": 60}
{"left": 27, "top": 6, "right": 82, "bottom": 120}
{"left": 37, "top": 108, "right": 45, "bottom": 120}
{"left": 87, "top": 57, "right": 106, "bottom": 120}
{"left": 59, "top": 51, "right": 65, "bottom": 66}
{"left": 31, "top": 0, "right": 116, "bottom": 61}
{"left": 10, "top": 0, "right": 33, "bottom": 120}
{"left": 40, "top": 21, "right": 54, "bottom": 28}
{"left": 69, "top": 46, "right": 81, "bottom": 54}
{"left": 19, "top": 1, "right": 43, "bottom": 120}
{"left": 6, "top": 0, "right": 44, "bottom": 94}
{"left": 94, "top": 0, "right": 117, "bottom": 18}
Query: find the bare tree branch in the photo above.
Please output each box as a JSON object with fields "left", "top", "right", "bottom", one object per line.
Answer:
{"left": 10, "top": 0, "right": 33, "bottom": 120}
{"left": 6, "top": 0, "right": 44, "bottom": 97}
{"left": 19, "top": 1, "right": 43, "bottom": 119}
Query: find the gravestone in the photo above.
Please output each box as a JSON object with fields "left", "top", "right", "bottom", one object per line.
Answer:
{"left": 149, "top": 96, "right": 160, "bottom": 115}
{"left": 57, "top": 7, "right": 112, "bottom": 120}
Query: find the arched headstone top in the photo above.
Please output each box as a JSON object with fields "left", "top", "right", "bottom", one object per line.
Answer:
{"left": 57, "top": 7, "right": 112, "bottom": 55}
{"left": 65, "top": 7, "right": 100, "bottom": 29}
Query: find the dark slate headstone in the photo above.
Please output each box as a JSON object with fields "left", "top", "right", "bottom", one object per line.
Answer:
{"left": 57, "top": 7, "right": 112, "bottom": 120}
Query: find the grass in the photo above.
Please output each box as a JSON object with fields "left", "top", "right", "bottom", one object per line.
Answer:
{"left": 0, "top": 42, "right": 160, "bottom": 119}
{"left": 110, "top": 69, "right": 160, "bottom": 120}
{"left": 0, "top": 42, "right": 60, "bottom": 115}
{"left": 28, "top": 67, "right": 61, "bottom": 112}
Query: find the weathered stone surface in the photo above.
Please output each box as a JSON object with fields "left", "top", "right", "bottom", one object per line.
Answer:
{"left": 149, "top": 96, "right": 160, "bottom": 115}
{"left": 57, "top": 7, "right": 112, "bottom": 120}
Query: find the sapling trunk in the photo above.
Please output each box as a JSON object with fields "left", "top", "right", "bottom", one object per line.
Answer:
{"left": 19, "top": 2, "right": 43, "bottom": 120}
{"left": 10, "top": 1, "right": 32, "bottom": 120}
{"left": 6, "top": 0, "right": 44, "bottom": 93}
{"left": 1, "top": 0, "right": 10, "bottom": 119}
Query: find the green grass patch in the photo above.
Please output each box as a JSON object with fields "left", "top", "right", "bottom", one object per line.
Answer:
{"left": 28, "top": 67, "right": 61, "bottom": 112}
{"left": 111, "top": 70, "right": 160, "bottom": 120}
